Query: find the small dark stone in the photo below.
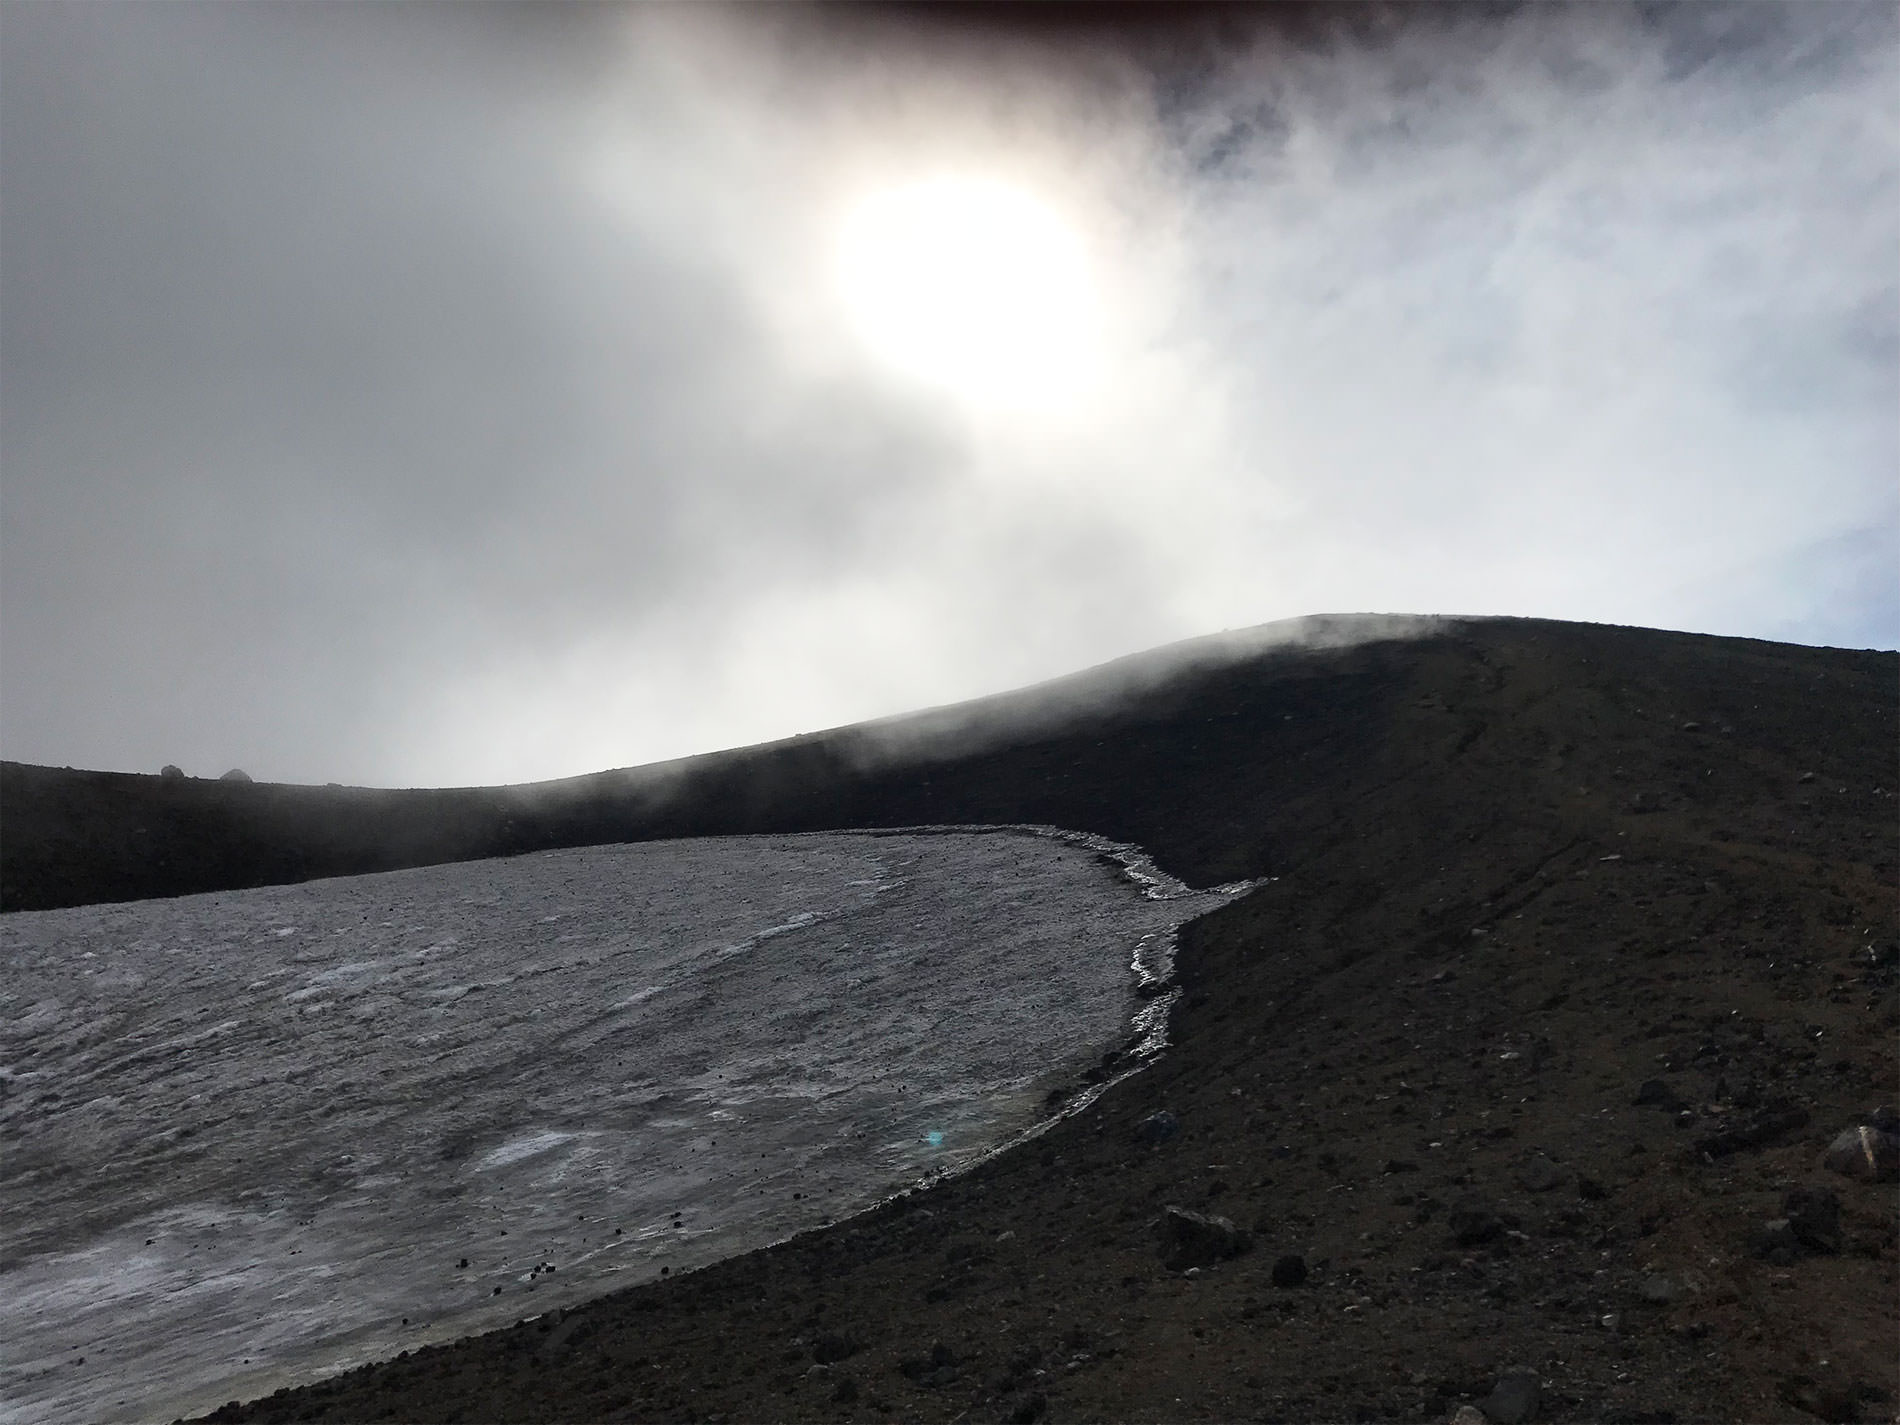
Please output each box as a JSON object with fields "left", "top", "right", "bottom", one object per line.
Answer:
{"left": 1270, "top": 1253, "right": 1307, "bottom": 1288}
{"left": 1633, "top": 1079, "right": 1680, "bottom": 1109}
{"left": 1447, "top": 1201, "right": 1504, "bottom": 1247}
{"left": 1383, "top": 1159, "right": 1419, "bottom": 1175}
{"left": 1782, "top": 1187, "right": 1842, "bottom": 1254}
{"left": 1481, "top": 1370, "right": 1542, "bottom": 1424}
{"left": 1155, "top": 1205, "right": 1250, "bottom": 1270}
{"left": 1007, "top": 1391, "right": 1048, "bottom": 1424}
{"left": 1693, "top": 1103, "right": 1808, "bottom": 1158}
{"left": 1636, "top": 1272, "right": 1681, "bottom": 1304}
{"left": 898, "top": 1342, "right": 960, "bottom": 1386}
{"left": 1752, "top": 1218, "right": 1800, "bottom": 1265}
{"left": 813, "top": 1332, "right": 860, "bottom": 1365}
{"left": 1135, "top": 1110, "right": 1179, "bottom": 1145}
{"left": 1779, "top": 1374, "right": 1864, "bottom": 1425}
{"left": 1577, "top": 1176, "right": 1609, "bottom": 1201}
{"left": 1516, "top": 1155, "right": 1565, "bottom": 1193}
{"left": 831, "top": 1377, "right": 859, "bottom": 1404}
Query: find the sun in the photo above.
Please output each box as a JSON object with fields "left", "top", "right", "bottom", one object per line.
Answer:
{"left": 833, "top": 176, "right": 1100, "bottom": 410}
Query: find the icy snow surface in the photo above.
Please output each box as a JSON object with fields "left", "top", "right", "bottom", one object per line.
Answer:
{"left": 0, "top": 829, "right": 1241, "bottom": 1424}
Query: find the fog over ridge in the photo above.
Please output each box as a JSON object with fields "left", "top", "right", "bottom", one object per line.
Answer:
{"left": 1, "top": 1, "right": 1892, "bottom": 787}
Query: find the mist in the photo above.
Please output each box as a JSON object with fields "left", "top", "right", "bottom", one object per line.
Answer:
{"left": 2, "top": 1, "right": 1893, "bottom": 787}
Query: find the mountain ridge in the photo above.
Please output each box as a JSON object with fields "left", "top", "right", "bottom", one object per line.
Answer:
{"left": 5, "top": 614, "right": 1896, "bottom": 1422}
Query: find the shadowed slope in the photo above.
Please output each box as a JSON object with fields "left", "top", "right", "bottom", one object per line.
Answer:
{"left": 8, "top": 612, "right": 1431, "bottom": 910}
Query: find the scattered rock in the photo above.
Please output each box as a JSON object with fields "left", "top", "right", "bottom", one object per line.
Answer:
{"left": 1633, "top": 1079, "right": 1681, "bottom": 1109}
{"left": 1516, "top": 1155, "right": 1565, "bottom": 1193}
{"left": 1134, "top": 978, "right": 1175, "bottom": 1001}
{"left": 1270, "top": 1253, "right": 1307, "bottom": 1288}
{"left": 1154, "top": 1205, "right": 1250, "bottom": 1271}
{"left": 1751, "top": 1219, "right": 1800, "bottom": 1265}
{"left": 1481, "top": 1370, "right": 1541, "bottom": 1424}
{"left": 1782, "top": 1187, "right": 1842, "bottom": 1254}
{"left": 1450, "top": 1407, "right": 1489, "bottom": 1425}
{"left": 1447, "top": 1200, "right": 1504, "bottom": 1247}
{"left": 1134, "top": 1110, "right": 1179, "bottom": 1145}
{"left": 1636, "top": 1272, "right": 1681, "bottom": 1305}
{"left": 813, "top": 1332, "right": 860, "bottom": 1365}
{"left": 1692, "top": 1102, "right": 1808, "bottom": 1158}
{"left": 898, "top": 1341, "right": 960, "bottom": 1388}
{"left": 1778, "top": 1373, "right": 1866, "bottom": 1424}
{"left": 1821, "top": 1115, "right": 1900, "bottom": 1182}
{"left": 219, "top": 767, "right": 253, "bottom": 783}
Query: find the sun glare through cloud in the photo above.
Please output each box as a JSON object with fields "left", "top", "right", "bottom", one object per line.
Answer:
{"left": 0, "top": 1, "right": 1894, "bottom": 786}
{"left": 834, "top": 176, "right": 1103, "bottom": 411}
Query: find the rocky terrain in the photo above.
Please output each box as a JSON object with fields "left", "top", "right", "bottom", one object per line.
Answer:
{"left": 5, "top": 616, "right": 1895, "bottom": 1421}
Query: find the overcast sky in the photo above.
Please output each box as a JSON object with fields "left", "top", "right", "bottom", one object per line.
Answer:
{"left": 2, "top": 1, "right": 1894, "bottom": 787}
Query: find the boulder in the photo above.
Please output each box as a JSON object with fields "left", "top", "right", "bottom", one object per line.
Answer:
{"left": 219, "top": 767, "right": 253, "bottom": 783}
{"left": 159, "top": 764, "right": 186, "bottom": 780}
{"left": 1821, "top": 1115, "right": 1899, "bottom": 1183}
{"left": 1155, "top": 1206, "right": 1250, "bottom": 1270}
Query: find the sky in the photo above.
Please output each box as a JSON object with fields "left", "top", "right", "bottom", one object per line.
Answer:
{"left": 2, "top": 1, "right": 1894, "bottom": 788}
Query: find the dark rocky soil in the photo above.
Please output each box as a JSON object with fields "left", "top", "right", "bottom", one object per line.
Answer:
{"left": 7, "top": 617, "right": 1896, "bottom": 1422}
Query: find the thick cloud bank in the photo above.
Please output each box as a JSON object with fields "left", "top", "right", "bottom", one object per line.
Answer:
{"left": 2, "top": 2, "right": 1893, "bottom": 785}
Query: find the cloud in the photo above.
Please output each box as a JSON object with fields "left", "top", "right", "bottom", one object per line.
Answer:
{"left": 1, "top": 2, "right": 1892, "bottom": 785}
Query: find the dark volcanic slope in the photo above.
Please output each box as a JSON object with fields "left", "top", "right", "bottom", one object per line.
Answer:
{"left": 4, "top": 613, "right": 1416, "bottom": 911}
{"left": 8, "top": 618, "right": 1897, "bottom": 1424}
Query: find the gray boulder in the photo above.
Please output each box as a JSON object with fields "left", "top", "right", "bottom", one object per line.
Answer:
{"left": 1822, "top": 1111, "right": 1899, "bottom": 1182}
{"left": 219, "top": 767, "right": 253, "bottom": 783}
